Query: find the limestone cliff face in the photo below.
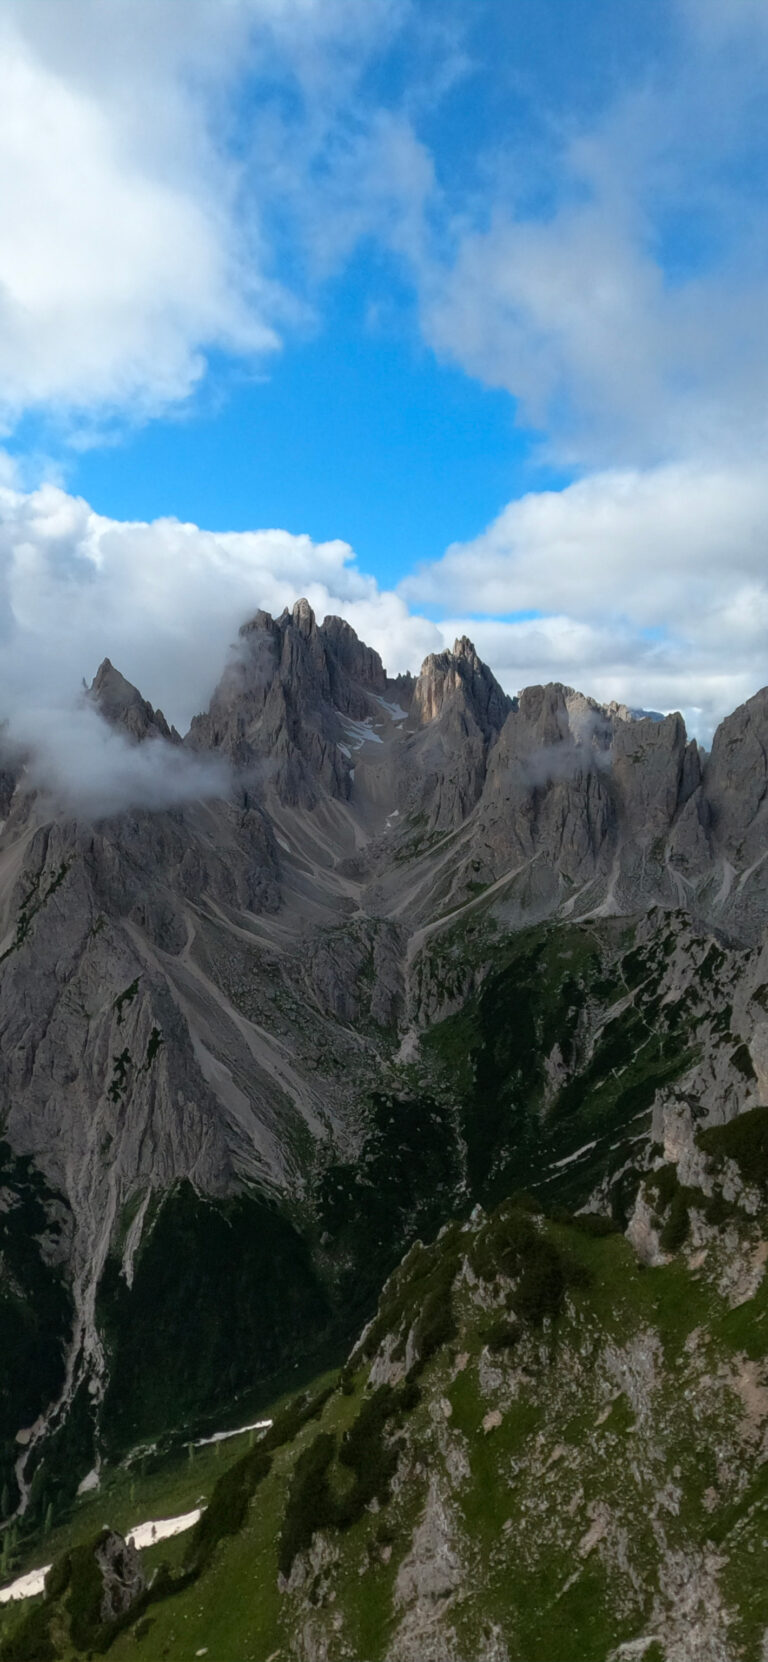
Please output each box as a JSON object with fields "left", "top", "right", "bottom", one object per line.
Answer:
{"left": 4, "top": 605, "right": 768, "bottom": 1523}
{"left": 89, "top": 659, "right": 180, "bottom": 745}
{"left": 477, "top": 683, "right": 614, "bottom": 894}
{"left": 398, "top": 638, "right": 512, "bottom": 833}
{"left": 704, "top": 686, "right": 768, "bottom": 858}
{"left": 187, "top": 601, "right": 399, "bottom": 808}
{"left": 410, "top": 637, "right": 511, "bottom": 739}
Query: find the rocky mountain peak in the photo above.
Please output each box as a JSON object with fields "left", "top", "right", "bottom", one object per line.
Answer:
{"left": 189, "top": 602, "right": 395, "bottom": 805}
{"left": 290, "top": 596, "right": 317, "bottom": 638}
{"left": 88, "top": 659, "right": 178, "bottom": 744}
{"left": 411, "top": 636, "right": 511, "bottom": 739}
{"left": 453, "top": 634, "right": 480, "bottom": 665}
{"left": 702, "top": 685, "right": 768, "bottom": 858}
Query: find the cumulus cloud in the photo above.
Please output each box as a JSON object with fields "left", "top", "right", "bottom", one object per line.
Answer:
{"left": 402, "top": 463, "right": 768, "bottom": 739}
{"left": 0, "top": 468, "right": 765, "bottom": 803}
{"left": 0, "top": 482, "right": 440, "bottom": 732}
{"left": 0, "top": 0, "right": 406, "bottom": 429}
{"left": 7, "top": 700, "right": 233, "bottom": 821}
{"left": 418, "top": 0, "right": 768, "bottom": 469}
{"left": 0, "top": 481, "right": 443, "bottom": 814}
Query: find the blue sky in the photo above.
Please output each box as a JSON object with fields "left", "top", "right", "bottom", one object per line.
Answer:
{"left": 0, "top": 0, "right": 767, "bottom": 738}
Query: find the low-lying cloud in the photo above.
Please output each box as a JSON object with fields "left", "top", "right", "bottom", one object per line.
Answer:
{"left": 0, "top": 477, "right": 439, "bottom": 817}
{"left": 0, "top": 463, "right": 766, "bottom": 815}
{"left": 401, "top": 462, "right": 768, "bottom": 740}
{"left": 7, "top": 701, "right": 233, "bottom": 821}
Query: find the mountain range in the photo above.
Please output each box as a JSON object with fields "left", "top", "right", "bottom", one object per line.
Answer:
{"left": 2, "top": 604, "right": 768, "bottom": 1660}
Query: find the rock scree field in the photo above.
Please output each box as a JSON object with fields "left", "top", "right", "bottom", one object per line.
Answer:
{"left": 2, "top": 607, "right": 768, "bottom": 1659}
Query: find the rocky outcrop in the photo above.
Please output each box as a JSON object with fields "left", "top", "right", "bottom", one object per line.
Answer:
{"left": 411, "top": 637, "right": 511, "bottom": 739}
{"left": 188, "top": 601, "right": 405, "bottom": 809}
{"left": 94, "top": 1529, "right": 146, "bottom": 1625}
{"left": 611, "top": 712, "right": 699, "bottom": 841}
{"left": 396, "top": 638, "right": 512, "bottom": 833}
{"left": 5, "top": 603, "right": 768, "bottom": 1530}
{"left": 188, "top": 603, "right": 345, "bottom": 806}
{"left": 703, "top": 687, "right": 768, "bottom": 860}
{"left": 89, "top": 659, "right": 180, "bottom": 745}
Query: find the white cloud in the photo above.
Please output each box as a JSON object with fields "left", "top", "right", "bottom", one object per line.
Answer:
{"left": 0, "top": 474, "right": 766, "bottom": 761}
{"left": 8, "top": 700, "right": 233, "bottom": 821}
{"left": 0, "top": 481, "right": 439, "bottom": 730}
{"left": 0, "top": 476, "right": 440, "bottom": 817}
{"left": 417, "top": 1, "right": 768, "bottom": 469}
{"left": 401, "top": 463, "right": 768, "bottom": 739}
{"left": 0, "top": 0, "right": 405, "bottom": 429}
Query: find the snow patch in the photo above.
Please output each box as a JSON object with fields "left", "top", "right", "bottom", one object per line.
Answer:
{"left": 0, "top": 1508, "right": 205, "bottom": 1606}
{"left": 340, "top": 716, "right": 384, "bottom": 750}
{"left": 193, "top": 1417, "right": 272, "bottom": 1448}
{"left": 77, "top": 1467, "right": 100, "bottom": 1496}
{"left": 550, "top": 1139, "right": 597, "bottom": 1170}
{"left": 126, "top": 1508, "right": 201, "bottom": 1551}
{"left": 0, "top": 1565, "right": 50, "bottom": 1605}
{"left": 372, "top": 694, "right": 408, "bottom": 722}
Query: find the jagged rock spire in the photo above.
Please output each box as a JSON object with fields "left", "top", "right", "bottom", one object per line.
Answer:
{"left": 89, "top": 659, "right": 179, "bottom": 744}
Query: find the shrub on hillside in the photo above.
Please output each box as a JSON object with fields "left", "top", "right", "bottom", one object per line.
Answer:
{"left": 481, "top": 1317, "right": 521, "bottom": 1352}
{"left": 0, "top": 1602, "right": 56, "bottom": 1662}
{"left": 514, "top": 1237, "right": 569, "bottom": 1327}
{"left": 698, "top": 1106, "right": 768, "bottom": 1195}
{"left": 469, "top": 1204, "right": 538, "bottom": 1283}
{"left": 185, "top": 1383, "right": 331, "bottom": 1577}
{"left": 659, "top": 1190, "right": 690, "bottom": 1252}
{"left": 278, "top": 1432, "right": 337, "bottom": 1579}
{"left": 471, "top": 1202, "right": 589, "bottom": 1327}
{"left": 185, "top": 1446, "right": 271, "bottom": 1574}
{"left": 336, "top": 1386, "right": 401, "bottom": 1524}
{"left": 408, "top": 1258, "right": 457, "bottom": 1375}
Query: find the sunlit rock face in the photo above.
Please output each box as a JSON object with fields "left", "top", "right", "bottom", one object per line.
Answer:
{"left": 3, "top": 606, "right": 768, "bottom": 1524}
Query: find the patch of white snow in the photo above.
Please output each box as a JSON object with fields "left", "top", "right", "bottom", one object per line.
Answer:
{"left": 0, "top": 1565, "right": 51, "bottom": 1605}
{"left": 126, "top": 1508, "right": 201, "bottom": 1551}
{"left": 550, "top": 1139, "right": 597, "bottom": 1169}
{"left": 193, "top": 1417, "right": 272, "bottom": 1448}
{"left": 76, "top": 1467, "right": 100, "bottom": 1496}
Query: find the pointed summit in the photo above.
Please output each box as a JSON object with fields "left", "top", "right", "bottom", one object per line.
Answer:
{"left": 89, "top": 659, "right": 179, "bottom": 744}
{"left": 291, "top": 597, "right": 317, "bottom": 637}
{"left": 411, "top": 637, "right": 511, "bottom": 739}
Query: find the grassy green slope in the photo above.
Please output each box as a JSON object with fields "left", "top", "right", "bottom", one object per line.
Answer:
{"left": 5, "top": 1173, "right": 768, "bottom": 1662}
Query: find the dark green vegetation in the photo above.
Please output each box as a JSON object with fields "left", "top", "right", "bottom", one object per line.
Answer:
{"left": 278, "top": 1380, "right": 417, "bottom": 1577}
{"left": 352, "top": 1225, "right": 462, "bottom": 1376}
{"left": 3, "top": 1159, "right": 768, "bottom": 1661}
{"left": 2, "top": 1528, "right": 151, "bottom": 1661}
{"left": 112, "top": 980, "right": 139, "bottom": 1023}
{"left": 97, "top": 1183, "right": 333, "bottom": 1451}
{"left": 185, "top": 1383, "right": 333, "bottom": 1577}
{"left": 420, "top": 916, "right": 698, "bottom": 1211}
{"left": 0, "top": 1146, "right": 72, "bottom": 1522}
{"left": 0, "top": 1382, "right": 339, "bottom": 1661}
{"left": 0, "top": 863, "right": 70, "bottom": 962}
{"left": 470, "top": 1199, "right": 589, "bottom": 1325}
{"left": 314, "top": 1088, "right": 463, "bottom": 1317}
{"left": 698, "top": 1104, "right": 768, "bottom": 1195}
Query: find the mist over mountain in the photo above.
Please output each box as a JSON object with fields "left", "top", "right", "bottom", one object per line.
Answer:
{"left": 0, "top": 602, "right": 768, "bottom": 1656}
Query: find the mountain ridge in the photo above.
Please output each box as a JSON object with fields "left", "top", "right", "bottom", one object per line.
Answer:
{"left": 1, "top": 600, "right": 768, "bottom": 1578}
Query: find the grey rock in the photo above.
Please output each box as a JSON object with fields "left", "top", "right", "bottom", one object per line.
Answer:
{"left": 90, "top": 658, "right": 180, "bottom": 744}
{"left": 5, "top": 603, "right": 768, "bottom": 1499}
{"left": 93, "top": 1528, "right": 146, "bottom": 1625}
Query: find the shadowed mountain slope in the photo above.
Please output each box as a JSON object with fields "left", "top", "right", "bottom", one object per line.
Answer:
{"left": 1, "top": 603, "right": 768, "bottom": 1551}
